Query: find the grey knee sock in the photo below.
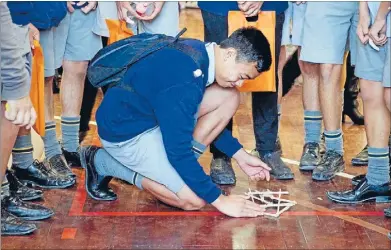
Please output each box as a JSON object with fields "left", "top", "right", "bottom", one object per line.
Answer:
{"left": 12, "top": 135, "right": 34, "bottom": 169}
{"left": 324, "top": 129, "right": 344, "bottom": 155}
{"left": 94, "top": 149, "right": 144, "bottom": 189}
{"left": 61, "top": 116, "right": 80, "bottom": 152}
{"left": 42, "top": 121, "right": 62, "bottom": 158}
{"left": 367, "top": 147, "right": 390, "bottom": 186}
{"left": 304, "top": 110, "right": 322, "bottom": 144}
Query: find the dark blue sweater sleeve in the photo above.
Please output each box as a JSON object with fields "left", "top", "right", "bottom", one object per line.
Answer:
{"left": 212, "top": 129, "right": 242, "bottom": 158}
{"left": 153, "top": 84, "right": 222, "bottom": 204}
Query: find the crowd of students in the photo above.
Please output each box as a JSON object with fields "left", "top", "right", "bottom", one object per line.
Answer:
{"left": 1, "top": 1, "right": 390, "bottom": 239}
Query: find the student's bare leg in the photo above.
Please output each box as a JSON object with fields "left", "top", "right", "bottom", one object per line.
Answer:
{"left": 0, "top": 103, "right": 20, "bottom": 181}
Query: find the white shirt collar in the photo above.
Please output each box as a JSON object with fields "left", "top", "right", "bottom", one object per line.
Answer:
{"left": 205, "top": 42, "right": 216, "bottom": 86}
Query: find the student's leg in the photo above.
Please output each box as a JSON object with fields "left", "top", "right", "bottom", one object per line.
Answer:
{"left": 300, "top": 2, "right": 358, "bottom": 180}
{"left": 327, "top": 38, "right": 391, "bottom": 204}
{"left": 83, "top": 84, "right": 240, "bottom": 209}
{"left": 200, "top": 9, "right": 235, "bottom": 185}
{"left": 252, "top": 12, "right": 294, "bottom": 180}
{"left": 60, "top": 10, "right": 102, "bottom": 166}
{"left": 0, "top": 103, "right": 20, "bottom": 182}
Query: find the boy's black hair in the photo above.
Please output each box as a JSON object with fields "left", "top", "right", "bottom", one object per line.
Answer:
{"left": 220, "top": 27, "right": 272, "bottom": 73}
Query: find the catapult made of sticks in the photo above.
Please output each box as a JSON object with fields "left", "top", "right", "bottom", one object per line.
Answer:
{"left": 245, "top": 188, "right": 297, "bottom": 218}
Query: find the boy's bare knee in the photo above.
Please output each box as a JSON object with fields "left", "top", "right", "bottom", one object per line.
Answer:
{"left": 224, "top": 88, "right": 240, "bottom": 110}
{"left": 44, "top": 76, "right": 54, "bottom": 84}
{"left": 301, "top": 61, "right": 318, "bottom": 76}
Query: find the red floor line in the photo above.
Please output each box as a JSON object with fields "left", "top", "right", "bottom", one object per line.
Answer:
{"left": 71, "top": 209, "right": 385, "bottom": 218}
{"left": 68, "top": 173, "right": 387, "bottom": 218}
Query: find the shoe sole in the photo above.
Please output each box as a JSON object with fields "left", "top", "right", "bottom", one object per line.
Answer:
{"left": 81, "top": 148, "right": 117, "bottom": 201}
{"left": 271, "top": 174, "right": 294, "bottom": 180}
{"left": 299, "top": 164, "right": 317, "bottom": 171}
{"left": 20, "top": 194, "right": 44, "bottom": 201}
{"left": 327, "top": 195, "right": 391, "bottom": 204}
{"left": 1, "top": 227, "right": 37, "bottom": 236}
{"left": 21, "top": 180, "right": 75, "bottom": 190}
{"left": 20, "top": 211, "right": 55, "bottom": 221}
{"left": 312, "top": 164, "right": 345, "bottom": 181}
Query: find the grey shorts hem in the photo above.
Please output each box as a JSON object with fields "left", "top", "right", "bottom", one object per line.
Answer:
{"left": 355, "top": 70, "right": 383, "bottom": 83}
{"left": 300, "top": 49, "right": 344, "bottom": 65}
{"left": 134, "top": 173, "right": 144, "bottom": 190}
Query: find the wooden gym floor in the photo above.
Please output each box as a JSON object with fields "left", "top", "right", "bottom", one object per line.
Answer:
{"left": 2, "top": 9, "right": 390, "bottom": 249}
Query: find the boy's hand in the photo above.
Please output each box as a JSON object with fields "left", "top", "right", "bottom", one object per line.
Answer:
{"left": 212, "top": 194, "right": 265, "bottom": 217}
{"left": 233, "top": 149, "right": 271, "bottom": 181}
{"left": 5, "top": 96, "right": 37, "bottom": 129}
{"left": 28, "top": 24, "right": 39, "bottom": 49}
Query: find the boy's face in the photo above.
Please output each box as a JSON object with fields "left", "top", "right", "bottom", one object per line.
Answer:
{"left": 215, "top": 48, "right": 260, "bottom": 88}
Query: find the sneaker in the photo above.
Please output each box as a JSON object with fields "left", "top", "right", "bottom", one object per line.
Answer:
{"left": 351, "top": 145, "right": 368, "bottom": 166}
{"left": 47, "top": 154, "right": 76, "bottom": 178}
{"left": 299, "top": 142, "right": 321, "bottom": 171}
{"left": 385, "top": 206, "right": 391, "bottom": 218}
{"left": 258, "top": 151, "right": 294, "bottom": 180}
{"left": 319, "top": 134, "right": 326, "bottom": 155}
{"left": 312, "top": 151, "right": 344, "bottom": 181}
{"left": 210, "top": 156, "right": 236, "bottom": 185}
{"left": 275, "top": 136, "right": 282, "bottom": 155}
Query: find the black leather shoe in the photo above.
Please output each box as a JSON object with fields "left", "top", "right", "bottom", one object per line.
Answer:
{"left": 342, "top": 61, "right": 365, "bottom": 125}
{"left": 312, "top": 150, "right": 344, "bottom": 181}
{"left": 13, "top": 160, "right": 75, "bottom": 189}
{"left": 210, "top": 155, "right": 236, "bottom": 185}
{"left": 1, "top": 208, "right": 36, "bottom": 236}
{"left": 299, "top": 142, "right": 321, "bottom": 171}
{"left": 351, "top": 174, "right": 366, "bottom": 186}
{"left": 81, "top": 146, "right": 117, "bottom": 201}
{"left": 352, "top": 165, "right": 391, "bottom": 186}
{"left": 47, "top": 154, "right": 76, "bottom": 178}
{"left": 327, "top": 178, "right": 391, "bottom": 204}
{"left": 2, "top": 195, "right": 54, "bottom": 221}
{"left": 62, "top": 148, "right": 81, "bottom": 168}
{"left": 6, "top": 170, "right": 43, "bottom": 201}
{"left": 79, "top": 131, "right": 88, "bottom": 143}
{"left": 259, "top": 151, "right": 294, "bottom": 180}
{"left": 385, "top": 206, "right": 391, "bottom": 218}
{"left": 351, "top": 145, "right": 368, "bottom": 166}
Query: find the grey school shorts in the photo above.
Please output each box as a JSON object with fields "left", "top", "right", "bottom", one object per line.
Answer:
{"left": 383, "top": 40, "right": 390, "bottom": 88}
{"left": 300, "top": 2, "right": 358, "bottom": 64}
{"left": 355, "top": 37, "right": 388, "bottom": 83}
{"left": 101, "top": 127, "right": 186, "bottom": 194}
{"left": 39, "top": 9, "right": 102, "bottom": 77}
{"left": 128, "top": 1, "right": 179, "bottom": 36}
{"left": 281, "top": 2, "right": 306, "bottom": 46}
